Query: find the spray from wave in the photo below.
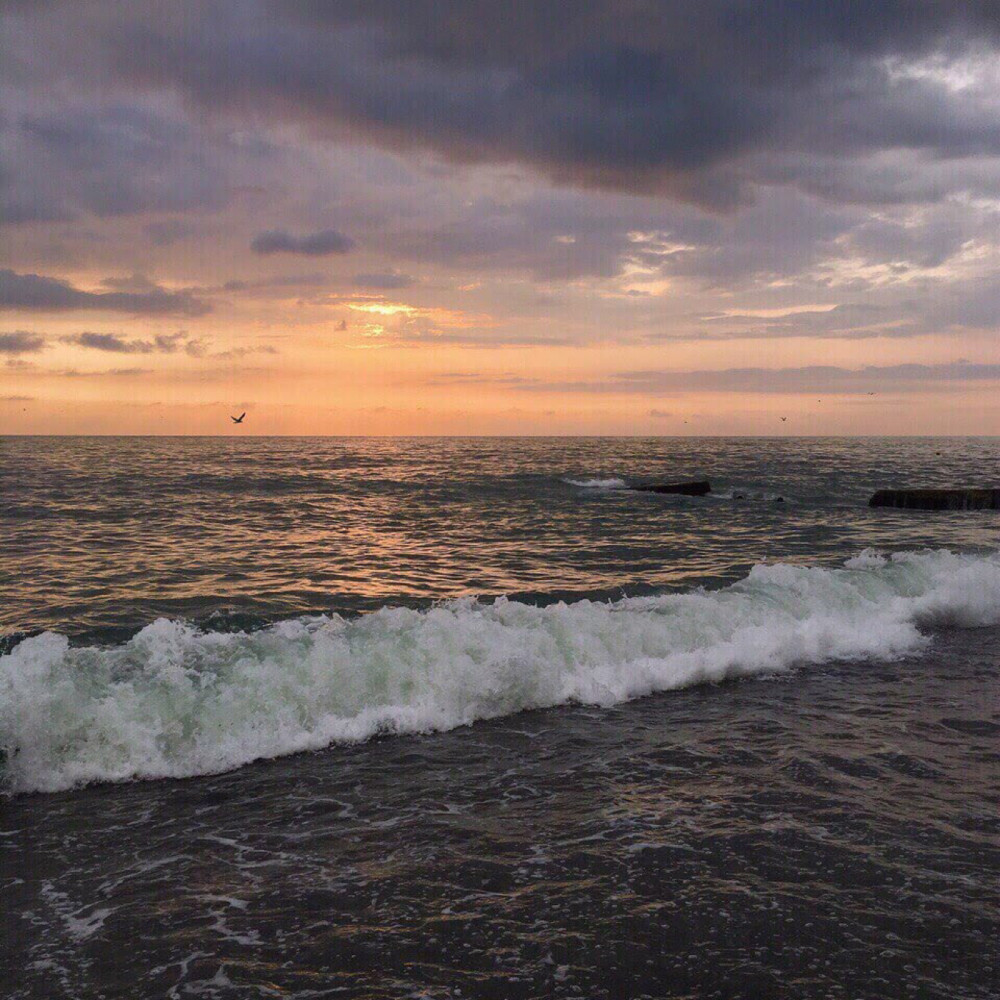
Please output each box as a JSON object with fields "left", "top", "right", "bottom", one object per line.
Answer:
{"left": 563, "top": 477, "right": 627, "bottom": 489}
{"left": 3, "top": 549, "right": 999, "bottom": 795}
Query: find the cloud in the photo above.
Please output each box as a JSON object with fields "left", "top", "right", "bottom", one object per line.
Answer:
{"left": 352, "top": 271, "right": 414, "bottom": 289}
{"left": 428, "top": 371, "right": 539, "bottom": 387}
{"left": 52, "top": 367, "right": 153, "bottom": 378}
{"left": 250, "top": 229, "right": 354, "bottom": 256}
{"left": 0, "top": 329, "right": 45, "bottom": 353}
{"left": 99, "top": 273, "right": 162, "bottom": 293}
{"left": 219, "top": 273, "right": 328, "bottom": 294}
{"left": 83, "top": 2, "right": 1000, "bottom": 209}
{"left": 1, "top": 394, "right": 35, "bottom": 402}
{"left": 143, "top": 220, "right": 195, "bottom": 246}
{"left": 374, "top": 325, "right": 570, "bottom": 348}
{"left": 64, "top": 331, "right": 139, "bottom": 353}
{"left": 2, "top": 0, "right": 999, "bottom": 390}
{"left": 61, "top": 331, "right": 207, "bottom": 355}
{"left": 447, "top": 361, "right": 1000, "bottom": 394}
{"left": 0, "top": 270, "right": 211, "bottom": 316}
{"left": 657, "top": 303, "right": 920, "bottom": 342}
{"left": 211, "top": 345, "right": 278, "bottom": 360}
{"left": 0, "top": 102, "right": 281, "bottom": 225}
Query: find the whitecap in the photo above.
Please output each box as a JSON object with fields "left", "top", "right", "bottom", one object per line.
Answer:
{"left": 2, "top": 548, "right": 998, "bottom": 794}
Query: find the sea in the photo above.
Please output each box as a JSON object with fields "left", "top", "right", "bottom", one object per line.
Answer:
{"left": 1, "top": 435, "right": 998, "bottom": 999}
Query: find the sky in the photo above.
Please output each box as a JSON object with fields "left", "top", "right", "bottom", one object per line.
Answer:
{"left": 2, "top": 1, "right": 1000, "bottom": 435}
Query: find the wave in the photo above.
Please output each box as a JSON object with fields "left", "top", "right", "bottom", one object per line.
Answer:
{"left": 563, "top": 477, "right": 627, "bottom": 488}
{"left": 3, "top": 549, "right": 999, "bottom": 795}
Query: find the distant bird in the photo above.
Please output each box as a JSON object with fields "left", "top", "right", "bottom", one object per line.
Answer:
{"left": 231, "top": 412, "right": 246, "bottom": 424}
{"left": 780, "top": 417, "right": 787, "bottom": 422}
{"left": 867, "top": 392, "right": 877, "bottom": 396}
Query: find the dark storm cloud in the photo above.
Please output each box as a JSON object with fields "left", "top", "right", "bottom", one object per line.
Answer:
{"left": 86, "top": 0, "right": 1000, "bottom": 207}
{"left": 0, "top": 330, "right": 45, "bottom": 353}
{"left": 0, "top": 270, "right": 211, "bottom": 316}
{"left": 251, "top": 229, "right": 354, "bottom": 256}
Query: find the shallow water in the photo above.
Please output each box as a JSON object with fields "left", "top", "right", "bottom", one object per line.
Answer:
{"left": 2, "top": 436, "right": 999, "bottom": 998}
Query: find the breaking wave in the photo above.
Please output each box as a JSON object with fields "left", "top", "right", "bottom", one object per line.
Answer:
{"left": 3, "top": 549, "right": 999, "bottom": 795}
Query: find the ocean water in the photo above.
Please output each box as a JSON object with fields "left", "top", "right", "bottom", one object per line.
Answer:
{"left": 1, "top": 436, "right": 998, "bottom": 999}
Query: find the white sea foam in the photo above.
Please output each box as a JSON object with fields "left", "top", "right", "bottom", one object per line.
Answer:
{"left": 3, "top": 549, "right": 999, "bottom": 794}
{"left": 563, "top": 477, "right": 627, "bottom": 488}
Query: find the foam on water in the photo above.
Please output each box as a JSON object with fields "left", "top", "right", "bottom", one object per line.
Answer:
{"left": 563, "top": 477, "right": 627, "bottom": 488}
{"left": 3, "top": 548, "right": 999, "bottom": 795}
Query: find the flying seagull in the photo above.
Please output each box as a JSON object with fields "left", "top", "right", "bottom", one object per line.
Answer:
{"left": 780, "top": 417, "right": 787, "bottom": 422}
{"left": 231, "top": 412, "right": 246, "bottom": 424}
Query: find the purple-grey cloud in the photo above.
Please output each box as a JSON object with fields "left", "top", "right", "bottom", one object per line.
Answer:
{"left": 438, "top": 362, "right": 1000, "bottom": 394}
{"left": 351, "top": 272, "right": 414, "bottom": 290}
{"left": 61, "top": 331, "right": 207, "bottom": 356}
{"left": 251, "top": 229, "right": 354, "bottom": 256}
{"left": 0, "top": 105, "right": 273, "bottom": 225}
{"left": 0, "top": 270, "right": 211, "bottom": 316}
{"left": 52, "top": 367, "right": 153, "bottom": 378}
{"left": 87, "top": 1, "right": 1000, "bottom": 208}
{"left": 0, "top": 330, "right": 45, "bottom": 353}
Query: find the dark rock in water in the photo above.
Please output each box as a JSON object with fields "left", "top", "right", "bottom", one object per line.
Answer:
{"left": 631, "top": 480, "right": 711, "bottom": 496}
{"left": 869, "top": 488, "right": 1000, "bottom": 510}
{"left": 775, "top": 497, "right": 785, "bottom": 503}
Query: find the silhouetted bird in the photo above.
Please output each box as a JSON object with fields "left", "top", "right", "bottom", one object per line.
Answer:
{"left": 780, "top": 417, "right": 787, "bottom": 422}
{"left": 231, "top": 412, "right": 246, "bottom": 424}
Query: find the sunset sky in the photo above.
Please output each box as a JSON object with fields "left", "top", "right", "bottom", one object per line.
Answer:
{"left": 3, "top": 1, "right": 1000, "bottom": 435}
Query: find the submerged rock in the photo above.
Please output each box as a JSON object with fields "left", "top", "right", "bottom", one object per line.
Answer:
{"left": 631, "top": 480, "right": 711, "bottom": 496}
{"left": 869, "top": 488, "right": 1000, "bottom": 510}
